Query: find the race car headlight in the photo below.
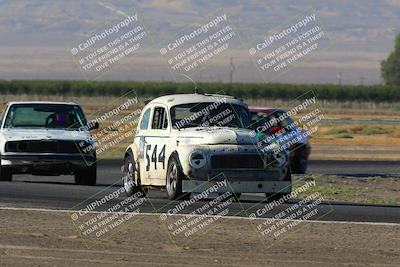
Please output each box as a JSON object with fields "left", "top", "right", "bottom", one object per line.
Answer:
{"left": 189, "top": 151, "right": 207, "bottom": 169}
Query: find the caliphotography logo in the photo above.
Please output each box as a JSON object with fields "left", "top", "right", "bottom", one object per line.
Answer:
{"left": 70, "top": 8, "right": 151, "bottom": 80}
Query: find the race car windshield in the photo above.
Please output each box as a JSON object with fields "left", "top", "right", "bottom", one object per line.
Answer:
{"left": 171, "top": 102, "right": 252, "bottom": 129}
{"left": 4, "top": 104, "right": 87, "bottom": 130}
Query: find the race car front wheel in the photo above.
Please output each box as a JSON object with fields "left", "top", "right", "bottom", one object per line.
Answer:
{"left": 75, "top": 163, "right": 97, "bottom": 186}
{"left": 166, "top": 157, "right": 190, "bottom": 200}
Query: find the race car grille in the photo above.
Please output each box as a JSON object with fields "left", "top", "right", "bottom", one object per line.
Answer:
{"left": 5, "top": 140, "right": 85, "bottom": 153}
{"left": 211, "top": 154, "right": 264, "bottom": 169}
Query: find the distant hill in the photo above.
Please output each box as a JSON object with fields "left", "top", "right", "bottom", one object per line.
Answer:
{"left": 0, "top": 0, "right": 398, "bottom": 84}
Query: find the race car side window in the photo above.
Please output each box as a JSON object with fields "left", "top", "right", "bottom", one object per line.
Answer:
{"left": 139, "top": 108, "right": 151, "bottom": 130}
{"left": 151, "top": 107, "right": 168, "bottom": 130}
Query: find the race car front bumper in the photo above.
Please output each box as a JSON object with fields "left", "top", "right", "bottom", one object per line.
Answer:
{"left": 182, "top": 180, "right": 292, "bottom": 194}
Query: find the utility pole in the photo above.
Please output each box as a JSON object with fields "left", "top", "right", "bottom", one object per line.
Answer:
{"left": 229, "top": 57, "right": 235, "bottom": 84}
{"left": 337, "top": 71, "right": 342, "bottom": 85}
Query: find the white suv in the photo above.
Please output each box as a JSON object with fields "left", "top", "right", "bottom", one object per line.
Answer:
{"left": 123, "top": 94, "right": 291, "bottom": 200}
{"left": 0, "top": 101, "right": 98, "bottom": 185}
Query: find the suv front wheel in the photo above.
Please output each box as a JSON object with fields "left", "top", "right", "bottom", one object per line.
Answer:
{"left": 75, "top": 163, "right": 97, "bottom": 185}
{"left": 0, "top": 165, "right": 12, "bottom": 181}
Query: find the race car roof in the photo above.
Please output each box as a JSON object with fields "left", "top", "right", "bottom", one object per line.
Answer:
{"left": 148, "top": 94, "right": 246, "bottom": 108}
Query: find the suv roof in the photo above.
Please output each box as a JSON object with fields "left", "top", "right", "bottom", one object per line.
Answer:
{"left": 6, "top": 101, "right": 79, "bottom": 106}
{"left": 249, "top": 107, "right": 284, "bottom": 113}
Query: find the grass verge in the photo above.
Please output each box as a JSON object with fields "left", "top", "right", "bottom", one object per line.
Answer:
{"left": 294, "top": 174, "right": 400, "bottom": 206}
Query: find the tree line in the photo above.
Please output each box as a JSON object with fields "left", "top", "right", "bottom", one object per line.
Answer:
{"left": 0, "top": 80, "right": 399, "bottom": 102}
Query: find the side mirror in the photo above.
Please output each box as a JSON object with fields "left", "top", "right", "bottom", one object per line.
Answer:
{"left": 88, "top": 121, "right": 99, "bottom": 130}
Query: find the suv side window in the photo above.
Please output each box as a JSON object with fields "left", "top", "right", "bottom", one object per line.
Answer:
{"left": 151, "top": 107, "right": 168, "bottom": 130}
{"left": 139, "top": 108, "right": 151, "bottom": 130}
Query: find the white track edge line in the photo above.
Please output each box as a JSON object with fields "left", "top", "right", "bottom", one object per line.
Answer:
{"left": 0, "top": 205, "right": 399, "bottom": 226}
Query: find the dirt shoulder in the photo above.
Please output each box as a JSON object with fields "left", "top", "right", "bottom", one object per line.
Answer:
{"left": 0, "top": 209, "right": 399, "bottom": 267}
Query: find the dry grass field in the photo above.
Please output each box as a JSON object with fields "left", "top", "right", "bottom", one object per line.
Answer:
{"left": 1, "top": 94, "right": 400, "bottom": 160}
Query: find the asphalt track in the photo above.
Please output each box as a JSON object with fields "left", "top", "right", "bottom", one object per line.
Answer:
{"left": 0, "top": 159, "right": 399, "bottom": 224}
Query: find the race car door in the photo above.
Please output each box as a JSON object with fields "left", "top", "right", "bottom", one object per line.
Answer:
{"left": 140, "top": 105, "right": 170, "bottom": 186}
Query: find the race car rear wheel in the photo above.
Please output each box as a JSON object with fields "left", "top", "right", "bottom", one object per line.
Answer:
{"left": 166, "top": 157, "right": 190, "bottom": 200}
{"left": 122, "top": 155, "right": 147, "bottom": 197}
{"left": 75, "top": 163, "right": 97, "bottom": 186}
{"left": 0, "top": 166, "right": 12, "bottom": 181}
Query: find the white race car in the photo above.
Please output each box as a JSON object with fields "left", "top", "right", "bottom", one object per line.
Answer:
{"left": 123, "top": 94, "right": 291, "bottom": 200}
{"left": 0, "top": 101, "right": 98, "bottom": 185}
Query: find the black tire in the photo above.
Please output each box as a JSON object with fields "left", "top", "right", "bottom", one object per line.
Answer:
{"left": 0, "top": 166, "right": 12, "bottom": 181}
{"left": 122, "top": 155, "right": 147, "bottom": 198}
{"left": 166, "top": 156, "right": 190, "bottom": 200}
{"left": 75, "top": 163, "right": 97, "bottom": 185}
{"left": 291, "top": 149, "right": 308, "bottom": 174}
{"left": 284, "top": 165, "right": 292, "bottom": 182}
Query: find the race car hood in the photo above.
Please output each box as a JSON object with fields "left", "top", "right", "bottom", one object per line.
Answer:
{"left": 0, "top": 128, "right": 91, "bottom": 142}
{"left": 175, "top": 127, "right": 258, "bottom": 145}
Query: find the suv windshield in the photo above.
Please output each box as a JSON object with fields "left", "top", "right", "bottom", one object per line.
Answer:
{"left": 4, "top": 104, "right": 87, "bottom": 130}
{"left": 251, "top": 110, "right": 296, "bottom": 133}
{"left": 170, "top": 102, "right": 251, "bottom": 129}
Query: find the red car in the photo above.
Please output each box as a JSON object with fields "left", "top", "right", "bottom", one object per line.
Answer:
{"left": 249, "top": 107, "right": 311, "bottom": 174}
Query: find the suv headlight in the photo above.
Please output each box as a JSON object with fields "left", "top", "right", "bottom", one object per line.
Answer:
{"left": 76, "top": 140, "right": 96, "bottom": 155}
{"left": 189, "top": 151, "right": 207, "bottom": 169}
